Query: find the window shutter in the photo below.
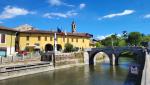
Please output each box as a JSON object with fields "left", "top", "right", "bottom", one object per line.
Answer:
{"left": 1, "top": 34, "right": 5, "bottom": 43}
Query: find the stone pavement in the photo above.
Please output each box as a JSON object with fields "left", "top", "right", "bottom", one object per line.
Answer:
{"left": 141, "top": 52, "right": 150, "bottom": 85}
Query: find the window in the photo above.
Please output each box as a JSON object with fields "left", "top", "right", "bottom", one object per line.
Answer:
{"left": 45, "top": 36, "right": 47, "bottom": 41}
{"left": 26, "top": 36, "right": 29, "bottom": 41}
{"left": 72, "top": 38, "right": 74, "bottom": 42}
{"left": 38, "top": 36, "right": 41, "bottom": 41}
{"left": 76, "top": 38, "right": 78, "bottom": 42}
{"left": 50, "top": 37, "right": 53, "bottom": 41}
{"left": 1, "top": 34, "right": 5, "bottom": 43}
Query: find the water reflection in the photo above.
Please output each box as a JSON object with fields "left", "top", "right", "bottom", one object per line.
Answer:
{"left": 0, "top": 58, "right": 135, "bottom": 85}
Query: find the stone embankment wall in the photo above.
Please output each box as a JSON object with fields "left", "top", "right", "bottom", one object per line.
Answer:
{"left": 55, "top": 52, "right": 84, "bottom": 66}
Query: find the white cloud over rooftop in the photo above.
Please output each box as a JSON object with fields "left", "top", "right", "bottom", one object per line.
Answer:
{"left": 0, "top": 6, "right": 35, "bottom": 19}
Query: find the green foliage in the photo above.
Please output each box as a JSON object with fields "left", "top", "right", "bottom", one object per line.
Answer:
{"left": 142, "top": 35, "right": 150, "bottom": 42}
{"left": 95, "top": 42, "right": 103, "bottom": 48}
{"left": 101, "top": 37, "right": 112, "bottom": 46}
{"left": 118, "top": 40, "right": 126, "bottom": 46}
{"left": 120, "top": 51, "right": 134, "bottom": 57}
{"left": 127, "top": 32, "right": 142, "bottom": 46}
{"left": 101, "top": 34, "right": 120, "bottom": 46}
{"left": 64, "top": 43, "right": 74, "bottom": 52}
{"left": 99, "top": 31, "right": 150, "bottom": 47}
{"left": 64, "top": 43, "right": 79, "bottom": 52}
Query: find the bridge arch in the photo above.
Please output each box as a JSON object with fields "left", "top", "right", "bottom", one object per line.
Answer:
{"left": 114, "top": 49, "right": 145, "bottom": 66}
{"left": 89, "top": 51, "right": 114, "bottom": 65}
{"left": 93, "top": 52, "right": 110, "bottom": 65}
{"left": 115, "top": 51, "right": 136, "bottom": 65}
{"left": 87, "top": 47, "right": 146, "bottom": 66}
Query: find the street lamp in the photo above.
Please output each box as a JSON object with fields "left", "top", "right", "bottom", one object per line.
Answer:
{"left": 54, "top": 32, "right": 57, "bottom": 53}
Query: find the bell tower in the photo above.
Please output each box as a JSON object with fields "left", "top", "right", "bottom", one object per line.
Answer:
{"left": 72, "top": 21, "right": 76, "bottom": 33}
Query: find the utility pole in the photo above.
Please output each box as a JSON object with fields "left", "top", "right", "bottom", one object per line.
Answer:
{"left": 111, "top": 37, "right": 114, "bottom": 47}
{"left": 54, "top": 33, "right": 57, "bottom": 53}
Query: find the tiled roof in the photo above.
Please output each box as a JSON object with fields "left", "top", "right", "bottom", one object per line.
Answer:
{"left": 20, "top": 30, "right": 93, "bottom": 38}
{"left": 0, "top": 26, "right": 17, "bottom": 32}
{"left": 0, "top": 26, "right": 93, "bottom": 38}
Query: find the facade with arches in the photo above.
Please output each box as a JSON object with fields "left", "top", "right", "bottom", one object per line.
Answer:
{"left": 16, "top": 21, "right": 93, "bottom": 52}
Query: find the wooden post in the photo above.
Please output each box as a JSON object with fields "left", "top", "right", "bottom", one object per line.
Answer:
{"left": 53, "top": 53, "right": 56, "bottom": 68}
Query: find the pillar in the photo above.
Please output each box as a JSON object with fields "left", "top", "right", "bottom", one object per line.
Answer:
{"left": 110, "top": 54, "right": 116, "bottom": 66}
{"left": 84, "top": 52, "right": 89, "bottom": 65}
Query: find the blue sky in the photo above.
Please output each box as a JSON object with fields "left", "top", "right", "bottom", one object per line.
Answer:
{"left": 0, "top": 0, "right": 150, "bottom": 39}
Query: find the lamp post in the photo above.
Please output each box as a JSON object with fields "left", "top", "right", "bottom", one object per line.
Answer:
{"left": 111, "top": 37, "right": 114, "bottom": 47}
{"left": 54, "top": 32, "right": 57, "bottom": 53}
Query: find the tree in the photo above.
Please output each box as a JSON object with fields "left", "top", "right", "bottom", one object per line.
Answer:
{"left": 127, "top": 32, "right": 142, "bottom": 46}
{"left": 95, "top": 42, "right": 103, "bottom": 48}
{"left": 118, "top": 40, "right": 126, "bottom": 46}
{"left": 101, "top": 37, "right": 112, "bottom": 46}
{"left": 64, "top": 43, "right": 74, "bottom": 52}
{"left": 111, "top": 34, "right": 119, "bottom": 46}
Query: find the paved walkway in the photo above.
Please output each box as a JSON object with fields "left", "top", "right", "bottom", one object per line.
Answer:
{"left": 141, "top": 52, "right": 150, "bottom": 85}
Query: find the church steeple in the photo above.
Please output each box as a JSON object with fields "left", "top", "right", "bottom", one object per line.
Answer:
{"left": 72, "top": 20, "right": 76, "bottom": 33}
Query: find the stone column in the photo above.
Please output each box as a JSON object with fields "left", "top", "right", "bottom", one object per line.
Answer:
{"left": 111, "top": 54, "right": 116, "bottom": 66}
{"left": 84, "top": 52, "right": 89, "bottom": 65}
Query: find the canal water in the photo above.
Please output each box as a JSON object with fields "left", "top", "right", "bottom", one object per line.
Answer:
{"left": 0, "top": 58, "right": 134, "bottom": 85}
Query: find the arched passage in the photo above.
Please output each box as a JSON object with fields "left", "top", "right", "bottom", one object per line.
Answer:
{"left": 94, "top": 52, "right": 110, "bottom": 64}
{"left": 45, "top": 44, "right": 53, "bottom": 52}
{"left": 115, "top": 50, "right": 138, "bottom": 65}
{"left": 57, "top": 44, "right": 62, "bottom": 51}
{"left": 89, "top": 51, "right": 111, "bottom": 65}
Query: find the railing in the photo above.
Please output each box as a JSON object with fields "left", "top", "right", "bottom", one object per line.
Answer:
{"left": 0, "top": 52, "right": 41, "bottom": 64}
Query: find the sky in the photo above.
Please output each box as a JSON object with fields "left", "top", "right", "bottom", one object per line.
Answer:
{"left": 0, "top": 0, "right": 150, "bottom": 40}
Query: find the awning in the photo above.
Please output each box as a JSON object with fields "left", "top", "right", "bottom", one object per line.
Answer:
{"left": 26, "top": 45, "right": 36, "bottom": 48}
{"left": 0, "top": 47, "right": 7, "bottom": 51}
{"left": 34, "top": 46, "right": 40, "bottom": 49}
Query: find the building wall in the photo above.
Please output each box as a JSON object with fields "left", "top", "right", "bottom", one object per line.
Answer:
{"left": 0, "top": 31, "right": 16, "bottom": 56}
{"left": 18, "top": 33, "right": 91, "bottom": 51}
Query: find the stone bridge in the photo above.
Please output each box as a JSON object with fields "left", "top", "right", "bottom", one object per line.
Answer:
{"left": 85, "top": 46, "right": 146, "bottom": 67}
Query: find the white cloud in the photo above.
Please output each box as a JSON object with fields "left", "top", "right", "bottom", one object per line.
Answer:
{"left": 98, "top": 10, "right": 135, "bottom": 20}
{"left": 43, "top": 10, "right": 78, "bottom": 19}
{"left": 95, "top": 34, "right": 112, "bottom": 40}
{"left": 48, "top": 0, "right": 74, "bottom": 7}
{"left": 144, "top": 14, "right": 150, "bottom": 18}
{"left": 79, "top": 3, "right": 86, "bottom": 9}
{"left": 0, "top": 6, "right": 34, "bottom": 19}
{"left": 48, "top": 0, "right": 61, "bottom": 6}
{"left": 96, "top": 34, "right": 121, "bottom": 40}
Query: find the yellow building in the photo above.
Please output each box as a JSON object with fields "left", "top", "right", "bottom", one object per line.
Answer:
{"left": 0, "top": 26, "right": 17, "bottom": 56}
{"left": 17, "top": 22, "right": 93, "bottom": 52}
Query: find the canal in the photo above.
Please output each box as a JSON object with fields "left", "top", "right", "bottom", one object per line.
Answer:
{"left": 0, "top": 58, "right": 134, "bottom": 85}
